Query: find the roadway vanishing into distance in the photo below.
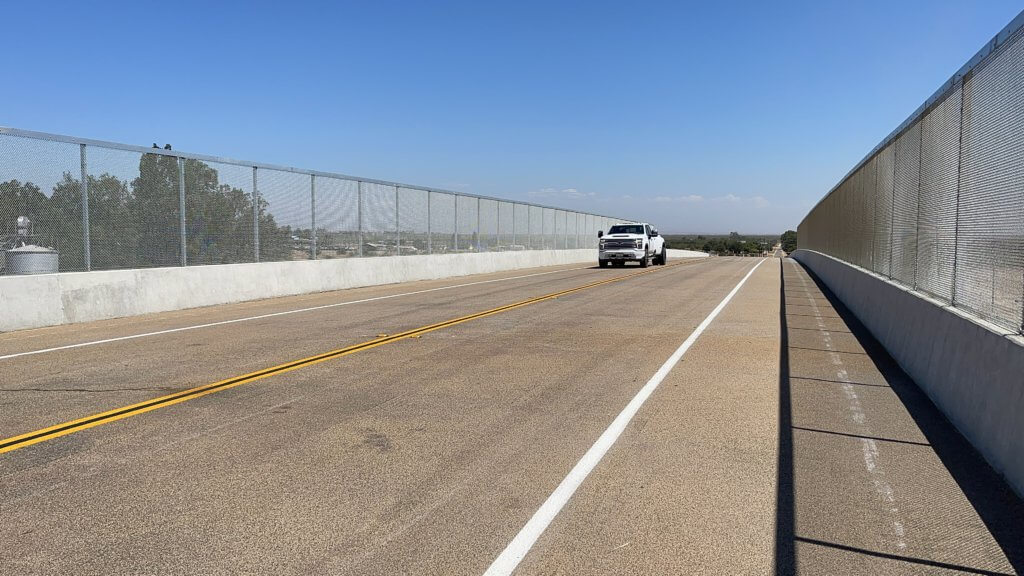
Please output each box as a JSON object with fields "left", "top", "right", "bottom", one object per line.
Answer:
{"left": 1, "top": 257, "right": 1022, "bottom": 575}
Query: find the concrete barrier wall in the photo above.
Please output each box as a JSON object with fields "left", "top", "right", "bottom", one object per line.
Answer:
{"left": 667, "top": 249, "right": 710, "bottom": 259}
{"left": 0, "top": 248, "right": 711, "bottom": 333}
{"left": 793, "top": 249, "right": 1024, "bottom": 497}
{"left": 1, "top": 250, "right": 604, "bottom": 332}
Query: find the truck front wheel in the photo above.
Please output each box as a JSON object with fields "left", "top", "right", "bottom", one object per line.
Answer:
{"left": 639, "top": 249, "right": 649, "bottom": 268}
{"left": 599, "top": 259, "right": 609, "bottom": 268}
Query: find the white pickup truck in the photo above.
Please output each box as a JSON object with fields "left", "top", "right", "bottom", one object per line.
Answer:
{"left": 598, "top": 223, "right": 667, "bottom": 268}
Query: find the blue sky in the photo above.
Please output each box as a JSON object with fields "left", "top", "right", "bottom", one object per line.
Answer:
{"left": 2, "top": 1, "right": 1021, "bottom": 233}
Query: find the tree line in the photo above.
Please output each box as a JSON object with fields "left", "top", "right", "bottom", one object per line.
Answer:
{"left": 0, "top": 154, "right": 296, "bottom": 271}
{"left": 664, "top": 232, "right": 777, "bottom": 256}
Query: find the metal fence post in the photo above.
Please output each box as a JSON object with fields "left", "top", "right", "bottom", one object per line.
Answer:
{"left": 914, "top": 120, "right": 924, "bottom": 290}
{"left": 310, "top": 175, "right": 317, "bottom": 260}
{"left": 527, "top": 207, "right": 531, "bottom": 250}
{"left": 541, "top": 210, "right": 546, "bottom": 250}
{"left": 427, "top": 191, "right": 432, "bottom": 255}
{"left": 179, "top": 158, "right": 187, "bottom": 266}
{"left": 889, "top": 144, "right": 897, "bottom": 278}
{"left": 870, "top": 158, "right": 878, "bottom": 271}
{"left": 477, "top": 197, "right": 481, "bottom": 251}
{"left": 454, "top": 197, "right": 459, "bottom": 252}
{"left": 79, "top": 144, "right": 91, "bottom": 271}
{"left": 496, "top": 202, "right": 501, "bottom": 251}
{"left": 395, "top": 185, "right": 400, "bottom": 256}
{"left": 951, "top": 78, "right": 967, "bottom": 306}
{"left": 253, "top": 167, "right": 260, "bottom": 263}
{"left": 511, "top": 204, "right": 516, "bottom": 248}
{"left": 357, "top": 181, "right": 363, "bottom": 257}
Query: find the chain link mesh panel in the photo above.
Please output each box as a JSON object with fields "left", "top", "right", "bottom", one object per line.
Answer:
{"left": 0, "top": 135, "right": 85, "bottom": 272}
{"left": 528, "top": 205, "right": 542, "bottom": 250}
{"left": 538, "top": 208, "right": 550, "bottom": 249}
{"left": 559, "top": 210, "right": 569, "bottom": 249}
{"left": 316, "top": 177, "right": 359, "bottom": 259}
{"left": 479, "top": 198, "right": 498, "bottom": 252}
{"left": 917, "top": 87, "right": 962, "bottom": 302}
{"left": 513, "top": 203, "right": 529, "bottom": 250}
{"left": 955, "top": 30, "right": 1024, "bottom": 330}
{"left": 397, "top": 187, "right": 428, "bottom": 256}
{"left": 429, "top": 192, "right": 455, "bottom": 254}
{"left": 361, "top": 182, "right": 397, "bottom": 257}
{"left": 498, "top": 201, "right": 514, "bottom": 250}
{"left": 185, "top": 160, "right": 255, "bottom": 265}
{"left": 257, "top": 169, "right": 311, "bottom": 262}
{"left": 856, "top": 159, "right": 877, "bottom": 269}
{"left": 90, "top": 147, "right": 182, "bottom": 269}
{"left": 456, "top": 194, "right": 477, "bottom": 252}
{"left": 872, "top": 145, "right": 895, "bottom": 277}
{"left": 891, "top": 122, "right": 921, "bottom": 287}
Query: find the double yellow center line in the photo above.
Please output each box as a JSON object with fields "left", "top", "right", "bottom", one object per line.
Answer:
{"left": 0, "top": 261, "right": 688, "bottom": 455}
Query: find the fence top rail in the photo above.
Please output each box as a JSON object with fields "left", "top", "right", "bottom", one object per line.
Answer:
{"left": 0, "top": 125, "right": 633, "bottom": 225}
{"left": 800, "top": 7, "right": 1024, "bottom": 228}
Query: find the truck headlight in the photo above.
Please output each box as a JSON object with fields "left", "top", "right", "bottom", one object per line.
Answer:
{"left": 634, "top": 239, "right": 643, "bottom": 249}
{"left": 599, "top": 240, "right": 606, "bottom": 249}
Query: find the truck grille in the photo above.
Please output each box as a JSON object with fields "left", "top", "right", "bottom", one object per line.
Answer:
{"left": 604, "top": 239, "right": 637, "bottom": 248}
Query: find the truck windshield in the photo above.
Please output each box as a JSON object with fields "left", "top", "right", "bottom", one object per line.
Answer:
{"left": 607, "top": 225, "right": 644, "bottom": 235}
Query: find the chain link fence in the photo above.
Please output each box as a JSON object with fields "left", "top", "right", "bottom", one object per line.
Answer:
{"left": 798, "top": 11, "right": 1024, "bottom": 334}
{"left": 0, "top": 128, "right": 629, "bottom": 275}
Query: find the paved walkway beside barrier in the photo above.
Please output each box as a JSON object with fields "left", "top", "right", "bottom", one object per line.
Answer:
{"left": 779, "top": 258, "right": 1024, "bottom": 575}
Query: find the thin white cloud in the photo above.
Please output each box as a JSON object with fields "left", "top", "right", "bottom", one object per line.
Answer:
{"left": 707, "top": 194, "right": 769, "bottom": 208}
{"left": 528, "top": 187, "right": 595, "bottom": 199}
{"left": 653, "top": 194, "right": 703, "bottom": 203}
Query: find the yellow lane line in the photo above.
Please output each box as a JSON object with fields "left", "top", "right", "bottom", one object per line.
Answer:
{"left": 0, "top": 261, "right": 690, "bottom": 455}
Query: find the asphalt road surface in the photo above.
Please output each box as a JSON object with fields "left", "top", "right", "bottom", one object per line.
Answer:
{"left": 1, "top": 256, "right": 1020, "bottom": 575}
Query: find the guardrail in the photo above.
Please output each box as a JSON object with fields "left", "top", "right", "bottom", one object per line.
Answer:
{"left": 798, "top": 9, "right": 1024, "bottom": 335}
{"left": 0, "top": 127, "right": 632, "bottom": 275}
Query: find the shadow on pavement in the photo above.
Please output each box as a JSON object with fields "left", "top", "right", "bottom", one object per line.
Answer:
{"left": 774, "top": 258, "right": 796, "bottom": 575}
{"left": 774, "top": 258, "right": 1024, "bottom": 575}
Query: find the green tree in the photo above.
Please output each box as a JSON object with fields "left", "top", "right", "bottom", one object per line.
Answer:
{"left": 0, "top": 179, "right": 48, "bottom": 237}
{"left": 182, "top": 159, "right": 256, "bottom": 264}
{"left": 46, "top": 172, "right": 135, "bottom": 271}
{"left": 129, "top": 153, "right": 183, "bottom": 268}
{"left": 44, "top": 174, "right": 86, "bottom": 269}
{"left": 780, "top": 230, "right": 797, "bottom": 253}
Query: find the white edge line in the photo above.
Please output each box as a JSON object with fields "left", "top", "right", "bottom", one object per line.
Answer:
{"left": 0, "top": 266, "right": 595, "bottom": 361}
{"left": 482, "top": 258, "right": 767, "bottom": 576}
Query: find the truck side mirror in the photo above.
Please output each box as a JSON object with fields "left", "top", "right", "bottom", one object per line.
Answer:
{"left": 650, "top": 230, "right": 659, "bottom": 237}
{"left": 597, "top": 230, "right": 604, "bottom": 238}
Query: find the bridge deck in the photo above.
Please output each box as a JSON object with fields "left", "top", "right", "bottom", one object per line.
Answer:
{"left": 0, "top": 257, "right": 1020, "bottom": 574}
